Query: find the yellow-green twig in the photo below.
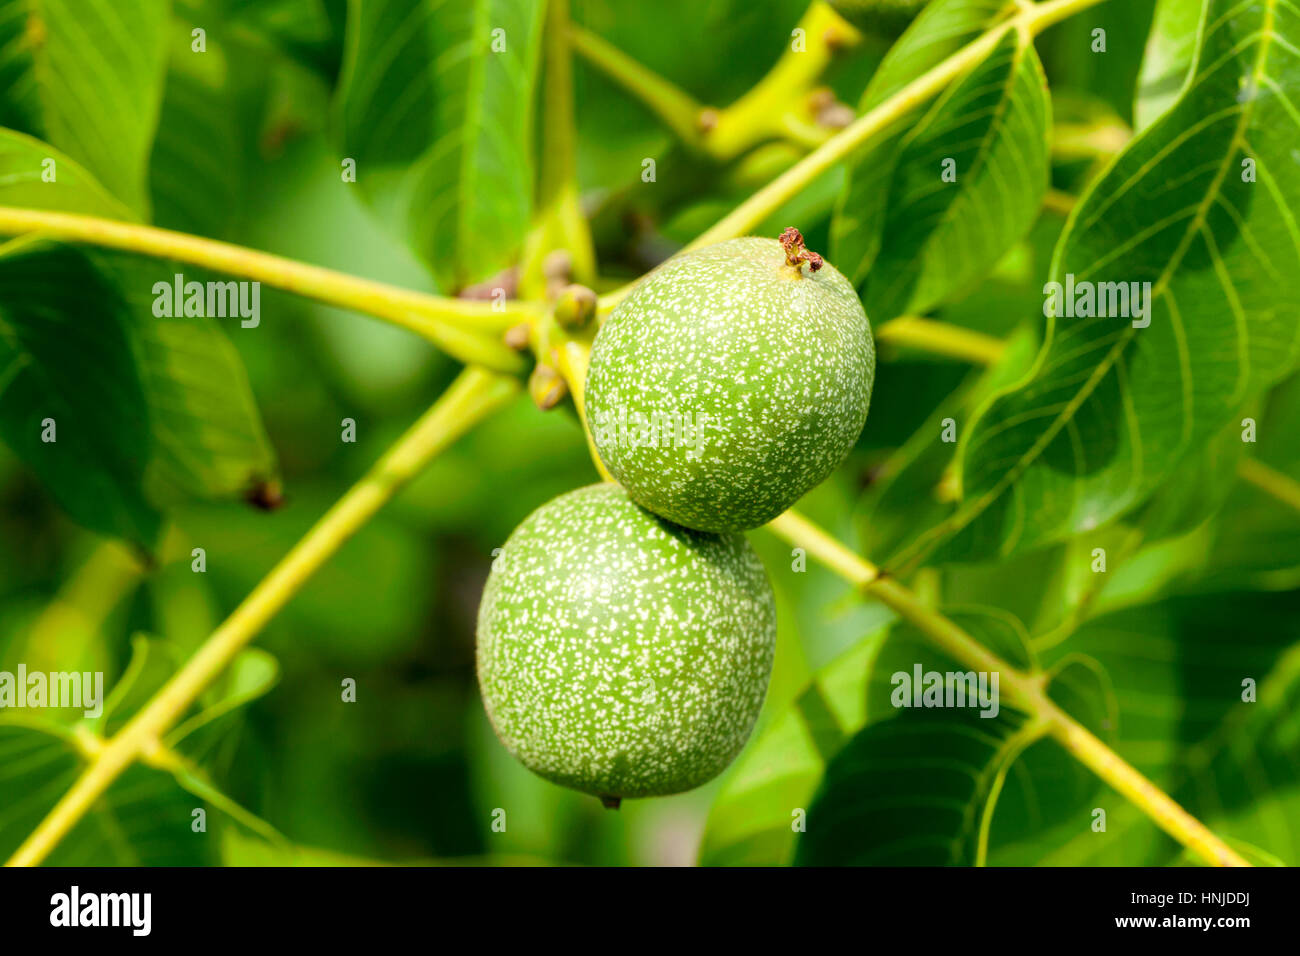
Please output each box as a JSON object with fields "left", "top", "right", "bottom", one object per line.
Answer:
{"left": 768, "top": 511, "right": 878, "bottom": 587}
{"left": 876, "top": 316, "right": 1007, "bottom": 365}
{"left": 6, "top": 367, "right": 519, "bottom": 867}
{"left": 688, "top": 0, "right": 1106, "bottom": 251}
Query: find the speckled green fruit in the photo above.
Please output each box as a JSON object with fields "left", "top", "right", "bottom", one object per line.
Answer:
{"left": 585, "top": 236, "right": 874, "bottom": 532}
{"left": 476, "top": 484, "right": 775, "bottom": 802}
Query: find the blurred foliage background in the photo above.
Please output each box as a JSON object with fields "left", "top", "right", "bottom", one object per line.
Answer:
{"left": 2, "top": 0, "right": 1299, "bottom": 866}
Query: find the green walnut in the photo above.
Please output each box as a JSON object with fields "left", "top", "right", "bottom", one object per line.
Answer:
{"left": 476, "top": 483, "right": 775, "bottom": 804}
{"left": 585, "top": 230, "right": 874, "bottom": 532}
{"left": 829, "top": 0, "right": 930, "bottom": 36}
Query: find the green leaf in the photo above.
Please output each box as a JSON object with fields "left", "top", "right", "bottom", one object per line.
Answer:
{"left": 906, "top": 0, "right": 1300, "bottom": 565}
{"left": 859, "top": 327, "right": 1039, "bottom": 563}
{"left": 0, "top": 238, "right": 277, "bottom": 545}
{"left": 334, "top": 0, "right": 545, "bottom": 291}
{"left": 834, "top": 1, "right": 1050, "bottom": 319}
{"left": 700, "top": 606, "right": 1099, "bottom": 865}
{"left": 0, "top": 622, "right": 283, "bottom": 865}
{"left": 0, "top": 632, "right": 278, "bottom": 865}
{"left": 789, "top": 613, "right": 1109, "bottom": 865}
{"left": 1034, "top": 0, "right": 1157, "bottom": 126}
{"left": 794, "top": 709, "right": 1040, "bottom": 865}
{"left": 103, "top": 252, "right": 278, "bottom": 510}
{"left": 0, "top": 127, "right": 131, "bottom": 217}
{"left": 0, "top": 127, "right": 276, "bottom": 539}
{"left": 848, "top": 0, "right": 1009, "bottom": 108}
{"left": 0, "top": 3, "right": 42, "bottom": 132}
{"left": 1131, "top": 404, "right": 1250, "bottom": 542}
{"left": 0, "top": 241, "right": 160, "bottom": 544}
{"left": 830, "top": 0, "right": 1006, "bottom": 292}
{"left": 1135, "top": 0, "right": 1200, "bottom": 131}
{"left": 0, "top": 0, "right": 170, "bottom": 213}
{"left": 0, "top": 113, "right": 276, "bottom": 543}
{"left": 698, "top": 636, "right": 880, "bottom": 865}
{"left": 148, "top": 20, "right": 246, "bottom": 237}
{"left": 1013, "top": 594, "right": 1300, "bottom": 865}
{"left": 210, "top": 0, "right": 347, "bottom": 76}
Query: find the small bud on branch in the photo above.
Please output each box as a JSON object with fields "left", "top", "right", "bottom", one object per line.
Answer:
{"left": 529, "top": 363, "right": 568, "bottom": 411}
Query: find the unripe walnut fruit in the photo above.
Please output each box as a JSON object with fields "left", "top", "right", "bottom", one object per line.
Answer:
{"left": 585, "top": 233, "right": 874, "bottom": 532}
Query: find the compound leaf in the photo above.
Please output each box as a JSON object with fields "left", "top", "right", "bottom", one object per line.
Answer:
{"left": 791, "top": 612, "right": 1108, "bottom": 865}
{"left": 701, "top": 606, "right": 1107, "bottom": 865}
{"left": 900, "top": 0, "right": 1300, "bottom": 566}
{"left": 1011, "top": 594, "right": 1300, "bottom": 865}
{"left": 334, "top": 0, "right": 545, "bottom": 291}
